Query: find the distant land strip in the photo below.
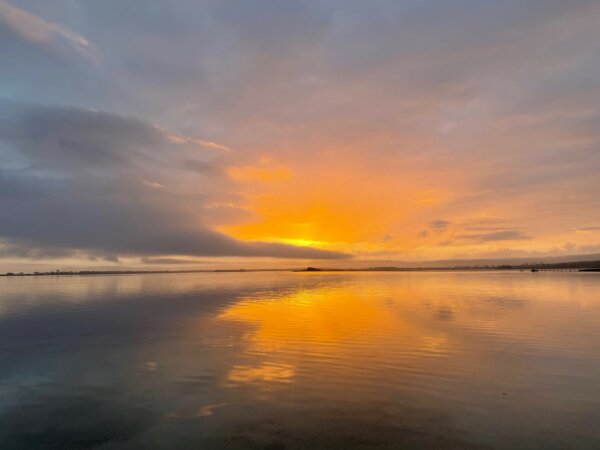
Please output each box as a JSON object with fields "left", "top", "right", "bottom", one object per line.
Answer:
{"left": 2, "top": 260, "right": 600, "bottom": 277}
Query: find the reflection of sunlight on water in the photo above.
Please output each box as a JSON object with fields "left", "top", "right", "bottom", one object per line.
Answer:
{"left": 216, "top": 272, "right": 600, "bottom": 398}
{"left": 218, "top": 283, "right": 423, "bottom": 392}
{"left": 219, "top": 286, "right": 400, "bottom": 351}
{"left": 227, "top": 363, "right": 294, "bottom": 384}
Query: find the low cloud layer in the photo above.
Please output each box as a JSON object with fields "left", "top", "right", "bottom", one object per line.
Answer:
{"left": 454, "top": 230, "right": 530, "bottom": 243}
{"left": 0, "top": 100, "right": 349, "bottom": 260}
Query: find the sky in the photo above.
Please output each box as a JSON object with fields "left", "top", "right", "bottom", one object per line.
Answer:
{"left": 1, "top": 0, "right": 599, "bottom": 271}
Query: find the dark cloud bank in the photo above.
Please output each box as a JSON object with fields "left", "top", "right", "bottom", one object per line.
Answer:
{"left": 0, "top": 100, "right": 349, "bottom": 260}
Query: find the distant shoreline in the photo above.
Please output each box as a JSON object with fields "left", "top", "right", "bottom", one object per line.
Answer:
{"left": 2, "top": 262, "right": 600, "bottom": 277}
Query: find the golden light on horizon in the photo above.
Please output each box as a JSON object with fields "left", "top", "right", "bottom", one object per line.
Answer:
{"left": 221, "top": 157, "right": 460, "bottom": 258}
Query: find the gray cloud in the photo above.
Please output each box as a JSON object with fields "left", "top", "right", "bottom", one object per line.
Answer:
{"left": 454, "top": 230, "right": 530, "bottom": 243}
{"left": 140, "top": 257, "right": 202, "bottom": 265}
{"left": 0, "top": 100, "right": 349, "bottom": 260}
{"left": 429, "top": 220, "right": 450, "bottom": 232}
{"left": 577, "top": 226, "right": 600, "bottom": 232}
{"left": 0, "top": 240, "right": 73, "bottom": 259}
{"left": 0, "top": 100, "right": 162, "bottom": 172}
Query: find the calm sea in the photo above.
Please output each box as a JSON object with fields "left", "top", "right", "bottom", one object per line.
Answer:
{"left": 1, "top": 271, "right": 599, "bottom": 449}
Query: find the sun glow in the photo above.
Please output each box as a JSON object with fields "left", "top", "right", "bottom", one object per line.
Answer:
{"left": 221, "top": 157, "right": 459, "bottom": 258}
{"left": 265, "top": 238, "right": 334, "bottom": 248}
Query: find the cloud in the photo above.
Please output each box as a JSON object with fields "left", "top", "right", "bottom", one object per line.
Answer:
{"left": 0, "top": 240, "right": 73, "bottom": 259}
{"left": 577, "top": 226, "right": 600, "bottom": 232}
{"left": 454, "top": 230, "right": 530, "bottom": 243}
{"left": 140, "top": 257, "right": 202, "bottom": 265}
{"left": 429, "top": 220, "right": 450, "bottom": 232}
{"left": 0, "top": 100, "right": 350, "bottom": 260}
{"left": 0, "top": 1, "right": 98, "bottom": 62}
{"left": 418, "top": 220, "right": 450, "bottom": 238}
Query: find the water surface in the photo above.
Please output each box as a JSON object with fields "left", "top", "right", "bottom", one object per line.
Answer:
{"left": 1, "top": 271, "right": 600, "bottom": 449}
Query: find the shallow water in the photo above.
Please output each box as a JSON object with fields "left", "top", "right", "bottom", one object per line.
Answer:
{"left": 1, "top": 271, "right": 600, "bottom": 449}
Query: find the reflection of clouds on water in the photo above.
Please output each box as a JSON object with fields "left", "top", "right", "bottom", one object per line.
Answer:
{"left": 196, "top": 402, "right": 227, "bottom": 417}
{"left": 141, "top": 361, "right": 158, "bottom": 371}
{"left": 166, "top": 402, "right": 227, "bottom": 418}
{"left": 480, "top": 296, "right": 525, "bottom": 311}
{"left": 227, "top": 363, "right": 294, "bottom": 385}
{"left": 0, "top": 273, "right": 326, "bottom": 367}
{"left": 435, "top": 306, "right": 454, "bottom": 321}
{"left": 421, "top": 334, "right": 449, "bottom": 356}
{"left": 467, "top": 295, "right": 526, "bottom": 320}
{"left": 171, "top": 374, "right": 217, "bottom": 394}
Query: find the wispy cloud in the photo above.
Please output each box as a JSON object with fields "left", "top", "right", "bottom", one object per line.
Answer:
{"left": 165, "top": 132, "right": 232, "bottom": 152}
{"left": 0, "top": 1, "right": 98, "bottom": 62}
{"left": 429, "top": 220, "right": 450, "bottom": 232}
{"left": 454, "top": 230, "right": 530, "bottom": 243}
{"left": 577, "top": 226, "right": 600, "bottom": 232}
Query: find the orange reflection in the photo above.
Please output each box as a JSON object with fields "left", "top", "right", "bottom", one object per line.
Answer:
{"left": 217, "top": 273, "right": 600, "bottom": 393}
{"left": 218, "top": 271, "right": 600, "bottom": 381}
{"left": 217, "top": 275, "right": 453, "bottom": 389}
{"left": 220, "top": 284, "right": 402, "bottom": 353}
